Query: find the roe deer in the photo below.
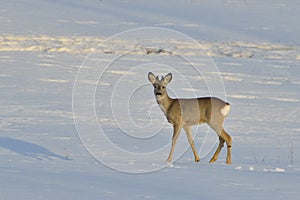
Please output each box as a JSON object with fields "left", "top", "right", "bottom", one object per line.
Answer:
{"left": 148, "top": 72, "right": 232, "bottom": 164}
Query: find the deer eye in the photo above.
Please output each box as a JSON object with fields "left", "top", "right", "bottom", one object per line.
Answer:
{"left": 162, "top": 86, "right": 165, "bottom": 89}
{"left": 154, "top": 85, "right": 157, "bottom": 89}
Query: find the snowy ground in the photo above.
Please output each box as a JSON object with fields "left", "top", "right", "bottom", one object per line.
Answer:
{"left": 1, "top": 0, "right": 300, "bottom": 199}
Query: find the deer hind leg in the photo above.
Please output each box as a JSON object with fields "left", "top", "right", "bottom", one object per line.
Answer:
{"left": 183, "top": 126, "right": 200, "bottom": 162}
{"left": 209, "top": 136, "right": 225, "bottom": 163}
{"left": 210, "top": 129, "right": 232, "bottom": 164}
{"left": 166, "top": 124, "right": 182, "bottom": 162}
{"left": 221, "top": 129, "right": 232, "bottom": 164}
{"left": 208, "top": 122, "right": 232, "bottom": 164}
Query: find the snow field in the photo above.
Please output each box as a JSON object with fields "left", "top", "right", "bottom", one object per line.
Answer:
{"left": 1, "top": 0, "right": 300, "bottom": 199}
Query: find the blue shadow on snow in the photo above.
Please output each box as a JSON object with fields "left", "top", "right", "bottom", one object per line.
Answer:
{"left": 0, "top": 137, "right": 67, "bottom": 160}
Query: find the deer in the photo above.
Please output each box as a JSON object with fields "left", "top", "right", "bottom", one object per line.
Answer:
{"left": 148, "top": 72, "right": 232, "bottom": 164}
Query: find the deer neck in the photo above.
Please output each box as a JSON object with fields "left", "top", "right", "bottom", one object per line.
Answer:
{"left": 156, "top": 93, "right": 173, "bottom": 115}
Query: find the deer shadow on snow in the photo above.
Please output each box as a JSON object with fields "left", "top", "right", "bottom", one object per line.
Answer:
{"left": 0, "top": 137, "right": 67, "bottom": 160}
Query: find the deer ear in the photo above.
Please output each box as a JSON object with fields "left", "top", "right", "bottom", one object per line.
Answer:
{"left": 163, "top": 73, "right": 172, "bottom": 84}
{"left": 148, "top": 72, "right": 156, "bottom": 84}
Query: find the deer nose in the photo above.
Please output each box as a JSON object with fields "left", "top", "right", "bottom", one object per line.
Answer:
{"left": 155, "top": 87, "right": 163, "bottom": 95}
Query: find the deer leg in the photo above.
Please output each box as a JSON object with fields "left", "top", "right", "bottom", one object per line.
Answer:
{"left": 166, "top": 124, "right": 181, "bottom": 162}
{"left": 221, "top": 129, "right": 232, "bottom": 164}
{"left": 183, "top": 126, "right": 200, "bottom": 162}
{"left": 209, "top": 136, "right": 225, "bottom": 163}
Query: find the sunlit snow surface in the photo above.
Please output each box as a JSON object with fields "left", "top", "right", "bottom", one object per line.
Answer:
{"left": 0, "top": 0, "right": 299, "bottom": 199}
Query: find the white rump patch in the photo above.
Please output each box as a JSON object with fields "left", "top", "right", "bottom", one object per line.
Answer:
{"left": 221, "top": 104, "right": 230, "bottom": 117}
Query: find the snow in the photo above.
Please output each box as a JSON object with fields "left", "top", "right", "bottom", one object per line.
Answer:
{"left": 1, "top": 0, "right": 300, "bottom": 199}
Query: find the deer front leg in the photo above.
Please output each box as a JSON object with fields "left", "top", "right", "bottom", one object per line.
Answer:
{"left": 183, "top": 126, "right": 200, "bottom": 162}
{"left": 166, "top": 124, "right": 182, "bottom": 162}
